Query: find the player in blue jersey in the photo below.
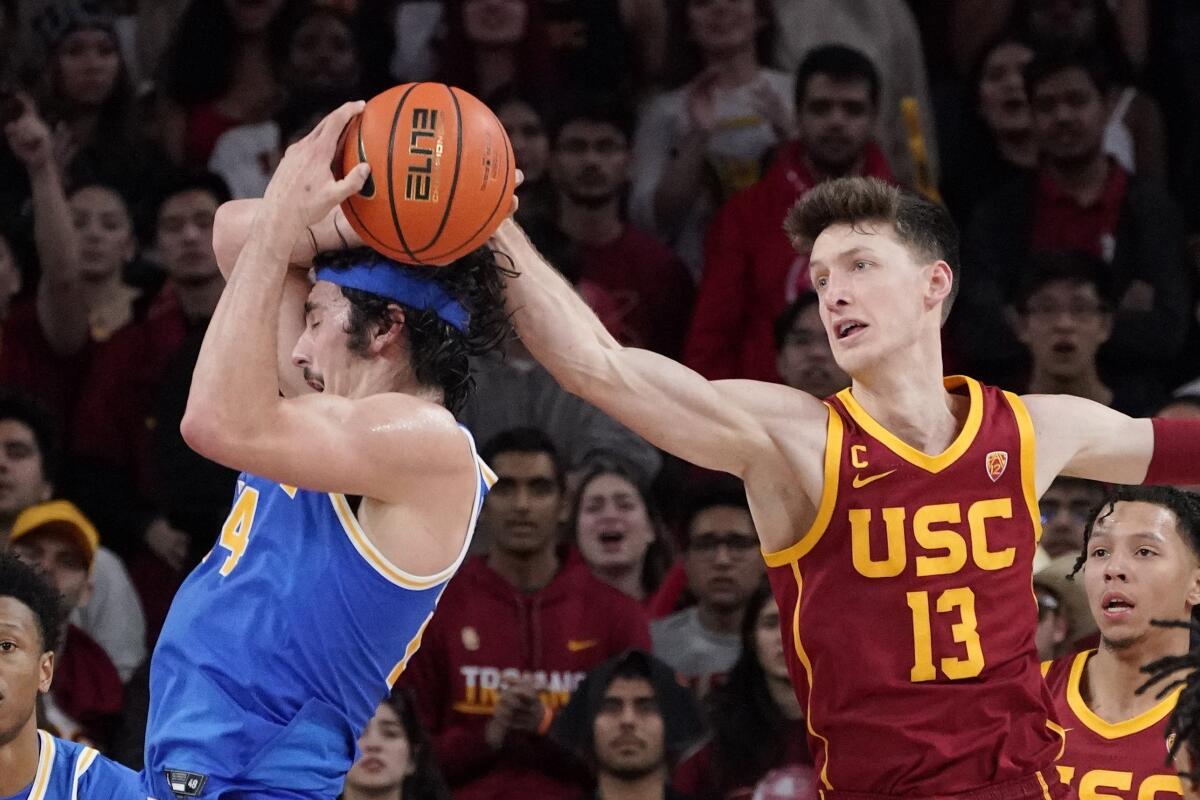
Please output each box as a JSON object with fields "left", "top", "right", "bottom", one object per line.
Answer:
{"left": 140, "top": 102, "right": 513, "bottom": 799}
{"left": 0, "top": 551, "right": 143, "bottom": 799}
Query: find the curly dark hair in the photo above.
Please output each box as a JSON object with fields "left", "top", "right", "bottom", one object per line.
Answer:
{"left": 0, "top": 550, "right": 66, "bottom": 652}
{"left": 379, "top": 686, "right": 451, "bottom": 800}
{"left": 1139, "top": 619, "right": 1200, "bottom": 781}
{"left": 314, "top": 246, "right": 513, "bottom": 415}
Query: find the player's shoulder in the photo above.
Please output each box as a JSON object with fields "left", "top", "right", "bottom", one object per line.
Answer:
{"left": 77, "top": 750, "right": 143, "bottom": 798}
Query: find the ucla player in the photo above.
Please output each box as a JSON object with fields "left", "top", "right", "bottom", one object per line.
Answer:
{"left": 1043, "top": 485, "right": 1200, "bottom": 800}
{"left": 489, "top": 176, "right": 1200, "bottom": 798}
{"left": 141, "top": 102, "right": 511, "bottom": 799}
{"left": 0, "top": 551, "right": 142, "bottom": 799}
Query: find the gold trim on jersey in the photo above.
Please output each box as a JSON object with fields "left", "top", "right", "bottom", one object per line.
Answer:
{"left": 30, "top": 730, "right": 55, "bottom": 800}
{"left": 1066, "top": 650, "right": 1181, "bottom": 739}
{"left": 791, "top": 563, "right": 834, "bottom": 790}
{"left": 834, "top": 376, "right": 983, "bottom": 474}
{"left": 1004, "top": 391, "right": 1044, "bottom": 543}
{"left": 763, "top": 406, "right": 843, "bottom": 566}
{"left": 72, "top": 746, "right": 99, "bottom": 799}
{"left": 1035, "top": 770, "right": 1053, "bottom": 800}
{"left": 1041, "top": 659, "right": 1052, "bottom": 679}
{"left": 387, "top": 609, "right": 436, "bottom": 687}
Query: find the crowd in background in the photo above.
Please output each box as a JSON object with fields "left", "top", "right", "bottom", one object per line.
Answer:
{"left": 1, "top": 1, "right": 1200, "bottom": 799}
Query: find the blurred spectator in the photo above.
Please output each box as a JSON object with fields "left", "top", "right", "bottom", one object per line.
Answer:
{"left": 630, "top": 0, "right": 792, "bottom": 275}
{"left": 1033, "top": 552, "right": 1096, "bottom": 660}
{"left": 459, "top": 339, "right": 662, "bottom": 505}
{"left": 941, "top": 34, "right": 1037, "bottom": 229}
{"left": 8, "top": 499, "right": 123, "bottom": 747}
{"left": 540, "top": 96, "right": 694, "bottom": 357}
{"left": 1008, "top": 250, "right": 1160, "bottom": 415}
{"left": 401, "top": 428, "right": 652, "bottom": 800}
{"left": 538, "top": 0, "right": 668, "bottom": 96}
{"left": 342, "top": 687, "right": 451, "bottom": 800}
{"left": 652, "top": 488, "right": 761, "bottom": 694}
{"left": 0, "top": 392, "right": 146, "bottom": 684}
{"left": 437, "top": 0, "right": 556, "bottom": 100}
{"left": 1038, "top": 476, "right": 1106, "bottom": 560}
{"left": 494, "top": 87, "right": 556, "bottom": 234}
{"left": 569, "top": 461, "right": 673, "bottom": 603}
{"left": 673, "top": 585, "right": 813, "bottom": 800}
{"left": 684, "top": 45, "right": 892, "bottom": 381}
{"left": 0, "top": 229, "right": 21, "bottom": 341}
{"left": 960, "top": 49, "right": 1191, "bottom": 395}
{"left": 0, "top": 0, "right": 17, "bottom": 84}
{"left": 209, "top": 4, "right": 366, "bottom": 198}
{"left": 551, "top": 650, "right": 707, "bottom": 800}
{"left": 769, "top": 0, "right": 937, "bottom": 193}
{"left": 160, "top": 0, "right": 289, "bottom": 167}
{"left": 772, "top": 293, "right": 848, "bottom": 397}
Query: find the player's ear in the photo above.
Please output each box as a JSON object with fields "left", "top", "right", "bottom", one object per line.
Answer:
{"left": 1184, "top": 561, "right": 1200, "bottom": 608}
{"left": 39, "top": 651, "right": 54, "bottom": 693}
{"left": 371, "top": 304, "right": 407, "bottom": 353}
{"left": 926, "top": 260, "right": 952, "bottom": 308}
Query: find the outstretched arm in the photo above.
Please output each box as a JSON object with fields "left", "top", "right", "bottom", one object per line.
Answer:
{"left": 1023, "top": 394, "right": 1200, "bottom": 493}
{"left": 490, "top": 219, "right": 823, "bottom": 479}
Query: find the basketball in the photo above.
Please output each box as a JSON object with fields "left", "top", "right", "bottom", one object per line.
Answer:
{"left": 336, "top": 83, "right": 515, "bottom": 266}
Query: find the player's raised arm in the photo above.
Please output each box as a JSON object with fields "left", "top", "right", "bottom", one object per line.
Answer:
{"left": 1022, "top": 393, "right": 1200, "bottom": 491}
{"left": 182, "top": 101, "right": 472, "bottom": 503}
{"left": 489, "top": 219, "right": 824, "bottom": 479}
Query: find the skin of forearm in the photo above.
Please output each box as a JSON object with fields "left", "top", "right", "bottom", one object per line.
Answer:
{"left": 213, "top": 200, "right": 353, "bottom": 275}
{"left": 652, "top": 129, "right": 710, "bottom": 231}
{"left": 30, "top": 164, "right": 89, "bottom": 355}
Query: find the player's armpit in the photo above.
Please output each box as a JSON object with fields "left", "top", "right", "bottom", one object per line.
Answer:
{"left": 1021, "top": 393, "right": 1153, "bottom": 490}
{"left": 181, "top": 391, "right": 473, "bottom": 504}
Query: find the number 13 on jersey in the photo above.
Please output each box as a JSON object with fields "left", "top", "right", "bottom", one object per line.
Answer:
{"left": 217, "top": 486, "right": 260, "bottom": 576}
{"left": 906, "top": 587, "right": 985, "bottom": 682}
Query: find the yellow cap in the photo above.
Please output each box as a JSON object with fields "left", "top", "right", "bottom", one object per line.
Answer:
{"left": 10, "top": 500, "right": 100, "bottom": 567}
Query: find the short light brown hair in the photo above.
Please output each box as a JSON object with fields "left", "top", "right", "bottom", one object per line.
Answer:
{"left": 784, "top": 177, "right": 961, "bottom": 322}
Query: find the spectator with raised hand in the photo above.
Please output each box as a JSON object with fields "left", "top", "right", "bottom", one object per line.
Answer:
{"left": 342, "top": 687, "right": 450, "bottom": 800}
{"left": 0, "top": 229, "right": 21, "bottom": 337}
{"left": 684, "top": 45, "right": 892, "bottom": 381}
{"left": 630, "top": 0, "right": 792, "bottom": 275}
{"left": 673, "top": 585, "right": 814, "bottom": 800}
{"left": 651, "top": 487, "right": 762, "bottom": 695}
{"left": 160, "top": 0, "right": 289, "bottom": 167}
{"left": 551, "top": 650, "right": 706, "bottom": 800}
{"left": 768, "top": 0, "right": 937, "bottom": 193}
{"left": 960, "top": 49, "right": 1191, "bottom": 395}
{"left": 570, "top": 460, "right": 673, "bottom": 604}
{"left": 400, "top": 428, "right": 651, "bottom": 800}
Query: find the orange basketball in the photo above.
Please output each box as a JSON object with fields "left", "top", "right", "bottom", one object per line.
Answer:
{"left": 336, "top": 83, "right": 515, "bottom": 266}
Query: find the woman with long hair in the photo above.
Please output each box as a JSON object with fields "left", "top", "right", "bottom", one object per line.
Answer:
{"left": 569, "top": 460, "right": 673, "bottom": 603}
{"left": 342, "top": 687, "right": 450, "bottom": 800}
{"left": 629, "top": 0, "right": 791, "bottom": 276}
{"left": 673, "top": 584, "right": 812, "bottom": 800}
{"left": 436, "top": 0, "right": 555, "bottom": 100}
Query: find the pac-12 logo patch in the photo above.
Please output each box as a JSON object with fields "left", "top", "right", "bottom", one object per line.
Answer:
{"left": 165, "top": 769, "right": 207, "bottom": 798}
{"left": 985, "top": 451, "right": 1008, "bottom": 482}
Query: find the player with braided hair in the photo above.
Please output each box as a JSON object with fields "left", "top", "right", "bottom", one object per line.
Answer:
{"left": 1043, "top": 485, "right": 1200, "bottom": 799}
{"left": 1142, "top": 620, "right": 1200, "bottom": 795}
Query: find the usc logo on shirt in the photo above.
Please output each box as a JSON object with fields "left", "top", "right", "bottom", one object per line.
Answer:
{"left": 453, "top": 666, "right": 586, "bottom": 714}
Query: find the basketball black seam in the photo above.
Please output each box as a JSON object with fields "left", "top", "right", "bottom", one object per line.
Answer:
{"left": 344, "top": 195, "right": 406, "bottom": 260}
{"left": 387, "top": 83, "right": 422, "bottom": 263}
{"left": 412, "top": 84, "right": 464, "bottom": 255}
{"left": 424, "top": 116, "right": 513, "bottom": 264}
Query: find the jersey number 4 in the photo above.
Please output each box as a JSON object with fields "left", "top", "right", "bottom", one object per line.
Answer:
{"left": 906, "top": 587, "right": 985, "bottom": 682}
{"left": 217, "top": 487, "right": 260, "bottom": 576}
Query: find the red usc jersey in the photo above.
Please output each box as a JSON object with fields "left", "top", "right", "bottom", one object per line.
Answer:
{"left": 764, "top": 377, "right": 1063, "bottom": 796}
{"left": 1043, "top": 650, "right": 1182, "bottom": 800}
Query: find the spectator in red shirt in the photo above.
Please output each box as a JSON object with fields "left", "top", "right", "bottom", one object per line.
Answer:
{"left": 534, "top": 96, "right": 694, "bottom": 357}
{"left": 401, "top": 428, "right": 652, "bottom": 800}
{"left": 959, "top": 49, "right": 1192, "bottom": 394}
{"left": 7, "top": 499, "right": 122, "bottom": 748}
{"left": 569, "top": 460, "right": 674, "bottom": 604}
{"left": 673, "top": 585, "right": 813, "bottom": 800}
{"left": 772, "top": 293, "right": 849, "bottom": 398}
{"left": 684, "top": 45, "right": 894, "bottom": 381}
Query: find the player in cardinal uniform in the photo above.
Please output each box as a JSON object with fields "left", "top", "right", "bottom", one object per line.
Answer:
{"left": 1042, "top": 485, "right": 1200, "bottom": 800}
{"left": 493, "top": 174, "right": 1200, "bottom": 798}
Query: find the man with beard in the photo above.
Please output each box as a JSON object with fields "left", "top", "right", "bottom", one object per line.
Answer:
{"left": 536, "top": 97, "right": 693, "bottom": 358}
{"left": 684, "top": 44, "right": 894, "bottom": 382}
{"left": 959, "top": 49, "right": 1190, "bottom": 395}
{"left": 551, "top": 650, "right": 704, "bottom": 800}
{"left": 1042, "top": 485, "right": 1200, "bottom": 800}
{"left": 773, "top": 292, "right": 850, "bottom": 398}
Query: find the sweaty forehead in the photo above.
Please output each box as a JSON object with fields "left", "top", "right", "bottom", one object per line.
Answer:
{"left": 307, "top": 280, "right": 349, "bottom": 308}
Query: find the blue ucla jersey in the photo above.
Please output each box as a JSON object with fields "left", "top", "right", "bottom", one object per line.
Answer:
{"left": 9, "top": 731, "right": 142, "bottom": 800}
{"left": 143, "top": 427, "right": 491, "bottom": 798}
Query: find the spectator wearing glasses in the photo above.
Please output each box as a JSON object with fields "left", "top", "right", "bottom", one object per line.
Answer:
{"left": 1039, "top": 476, "right": 1107, "bottom": 560}
{"left": 651, "top": 488, "right": 762, "bottom": 695}
{"left": 1008, "top": 250, "right": 1158, "bottom": 416}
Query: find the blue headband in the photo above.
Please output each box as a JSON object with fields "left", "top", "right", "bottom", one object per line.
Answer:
{"left": 315, "top": 262, "right": 469, "bottom": 333}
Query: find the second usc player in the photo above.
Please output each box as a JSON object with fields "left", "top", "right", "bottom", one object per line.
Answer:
{"left": 1043, "top": 486, "right": 1200, "bottom": 800}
